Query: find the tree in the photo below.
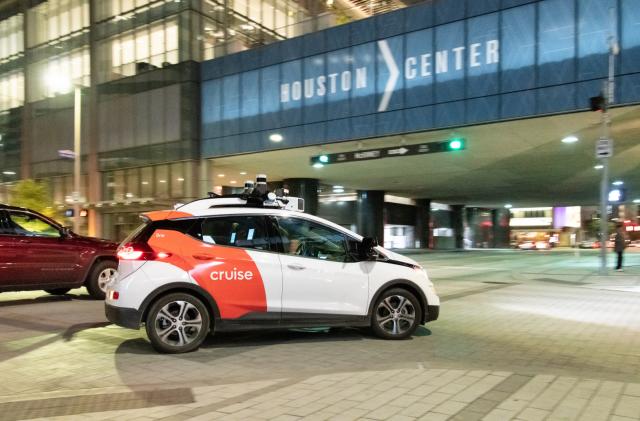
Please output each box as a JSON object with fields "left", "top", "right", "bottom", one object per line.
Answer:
{"left": 9, "top": 179, "right": 58, "bottom": 219}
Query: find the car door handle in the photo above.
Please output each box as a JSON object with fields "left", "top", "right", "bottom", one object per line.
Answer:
{"left": 193, "top": 254, "right": 215, "bottom": 261}
{"left": 287, "top": 263, "right": 306, "bottom": 270}
{"left": 19, "top": 239, "right": 32, "bottom": 244}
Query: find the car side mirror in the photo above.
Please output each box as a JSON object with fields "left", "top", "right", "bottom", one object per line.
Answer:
{"left": 60, "top": 226, "right": 72, "bottom": 238}
{"left": 359, "top": 236, "right": 378, "bottom": 260}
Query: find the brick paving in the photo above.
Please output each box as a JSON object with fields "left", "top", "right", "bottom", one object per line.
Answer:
{"left": 0, "top": 250, "right": 639, "bottom": 420}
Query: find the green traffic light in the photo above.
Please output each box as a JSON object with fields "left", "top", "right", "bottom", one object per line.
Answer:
{"left": 319, "top": 155, "right": 329, "bottom": 163}
{"left": 448, "top": 138, "right": 465, "bottom": 150}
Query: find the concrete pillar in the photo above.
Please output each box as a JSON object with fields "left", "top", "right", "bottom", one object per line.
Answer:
{"left": 198, "top": 159, "right": 212, "bottom": 197}
{"left": 283, "top": 178, "right": 319, "bottom": 215}
{"left": 492, "top": 208, "right": 511, "bottom": 248}
{"left": 415, "top": 199, "right": 431, "bottom": 249}
{"left": 356, "top": 190, "right": 384, "bottom": 243}
{"left": 87, "top": 0, "right": 100, "bottom": 236}
{"left": 451, "top": 204, "right": 465, "bottom": 250}
{"left": 465, "top": 207, "right": 479, "bottom": 248}
{"left": 19, "top": 1, "right": 30, "bottom": 180}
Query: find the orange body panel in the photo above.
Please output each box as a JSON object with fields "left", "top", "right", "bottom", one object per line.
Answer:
{"left": 148, "top": 230, "right": 267, "bottom": 319}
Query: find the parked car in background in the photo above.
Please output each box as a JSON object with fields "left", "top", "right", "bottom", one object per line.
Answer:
{"left": 579, "top": 239, "right": 600, "bottom": 249}
{"left": 0, "top": 204, "right": 118, "bottom": 299}
{"left": 518, "top": 241, "right": 549, "bottom": 250}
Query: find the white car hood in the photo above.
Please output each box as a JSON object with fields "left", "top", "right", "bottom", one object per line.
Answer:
{"left": 376, "top": 247, "right": 419, "bottom": 266}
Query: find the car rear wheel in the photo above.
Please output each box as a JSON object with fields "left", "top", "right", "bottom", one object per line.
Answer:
{"left": 86, "top": 260, "right": 118, "bottom": 300}
{"left": 145, "top": 293, "right": 210, "bottom": 354}
{"left": 45, "top": 288, "right": 71, "bottom": 295}
{"left": 371, "top": 288, "right": 421, "bottom": 340}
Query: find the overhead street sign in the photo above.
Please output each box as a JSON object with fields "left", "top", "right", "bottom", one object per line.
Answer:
{"left": 311, "top": 139, "right": 466, "bottom": 166}
{"left": 595, "top": 137, "right": 613, "bottom": 158}
{"left": 58, "top": 149, "right": 76, "bottom": 159}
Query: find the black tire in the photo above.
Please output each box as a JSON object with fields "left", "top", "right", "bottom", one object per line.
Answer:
{"left": 85, "top": 260, "right": 118, "bottom": 300}
{"left": 371, "top": 288, "right": 422, "bottom": 340}
{"left": 45, "top": 288, "right": 71, "bottom": 295}
{"left": 145, "top": 293, "right": 210, "bottom": 354}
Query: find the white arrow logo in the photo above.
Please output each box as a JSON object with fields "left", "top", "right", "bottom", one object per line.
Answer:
{"left": 377, "top": 40, "right": 400, "bottom": 112}
{"left": 388, "top": 147, "right": 409, "bottom": 155}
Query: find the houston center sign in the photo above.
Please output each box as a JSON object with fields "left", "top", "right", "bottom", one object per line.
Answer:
{"left": 280, "top": 39, "right": 500, "bottom": 112}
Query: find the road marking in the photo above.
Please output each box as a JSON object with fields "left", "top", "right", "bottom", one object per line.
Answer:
{"left": 440, "top": 283, "right": 516, "bottom": 302}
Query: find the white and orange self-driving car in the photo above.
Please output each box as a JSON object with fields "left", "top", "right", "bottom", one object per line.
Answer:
{"left": 106, "top": 176, "right": 439, "bottom": 353}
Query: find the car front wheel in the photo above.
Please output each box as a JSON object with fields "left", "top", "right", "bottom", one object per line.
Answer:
{"left": 145, "top": 293, "right": 210, "bottom": 354}
{"left": 86, "top": 260, "right": 118, "bottom": 300}
{"left": 371, "top": 288, "right": 422, "bottom": 340}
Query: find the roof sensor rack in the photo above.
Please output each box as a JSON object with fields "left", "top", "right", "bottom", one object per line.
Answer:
{"left": 176, "top": 174, "right": 305, "bottom": 213}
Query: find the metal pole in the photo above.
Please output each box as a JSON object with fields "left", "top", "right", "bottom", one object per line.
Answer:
{"left": 599, "top": 150, "right": 608, "bottom": 274}
{"left": 73, "top": 86, "right": 81, "bottom": 233}
{"left": 599, "top": 7, "right": 618, "bottom": 274}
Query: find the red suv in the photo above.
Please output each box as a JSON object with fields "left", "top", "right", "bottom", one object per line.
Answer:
{"left": 0, "top": 204, "right": 118, "bottom": 299}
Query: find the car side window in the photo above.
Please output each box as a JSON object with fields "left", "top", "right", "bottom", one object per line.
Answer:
{"left": 191, "top": 215, "right": 270, "bottom": 251}
{"left": 8, "top": 211, "right": 61, "bottom": 237}
{"left": 0, "top": 211, "right": 15, "bottom": 235}
{"left": 275, "top": 216, "right": 350, "bottom": 262}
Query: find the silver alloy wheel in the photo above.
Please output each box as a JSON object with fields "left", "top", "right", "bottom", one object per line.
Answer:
{"left": 98, "top": 268, "right": 117, "bottom": 293}
{"left": 154, "top": 301, "right": 203, "bottom": 347}
{"left": 376, "top": 295, "right": 416, "bottom": 335}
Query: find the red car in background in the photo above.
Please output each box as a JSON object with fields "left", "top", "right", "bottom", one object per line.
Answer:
{"left": 0, "top": 204, "right": 118, "bottom": 299}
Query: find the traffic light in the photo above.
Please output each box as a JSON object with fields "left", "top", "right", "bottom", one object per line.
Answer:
{"left": 446, "top": 137, "right": 466, "bottom": 151}
{"left": 311, "top": 154, "right": 329, "bottom": 168}
{"left": 590, "top": 94, "right": 605, "bottom": 111}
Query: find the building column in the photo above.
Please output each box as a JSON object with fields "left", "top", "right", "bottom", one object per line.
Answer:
{"left": 283, "top": 178, "right": 319, "bottom": 215}
{"left": 87, "top": 0, "right": 101, "bottom": 236}
{"left": 415, "top": 199, "right": 431, "bottom": 249}
{"left": 451, "top": 204, "right": 465, "bottom": 250}
{"left": 357, "top": 190, "right": 384, "bottom": 243}
{"left": 197, "top": 159, "right": 212, "bottom": 197}
{"left": 19, "top": 1, "right": 30, "bottom": 180}
{"left": 465, "top": 207, "right": 479, "bottom": 248}
{"left": 491, "top": 208, "right": 511, "bottom": 248}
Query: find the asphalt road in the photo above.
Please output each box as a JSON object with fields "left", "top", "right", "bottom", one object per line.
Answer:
{"left": 0, "top": 249, "right": 639, "bottom": 420}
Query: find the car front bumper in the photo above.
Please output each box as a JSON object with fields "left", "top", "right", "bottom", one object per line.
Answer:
{"left": 105, "top": 304, "right": 142, "bottom": 329}
{"left": 426, "top": 305, "right": 439, "bottom": 322}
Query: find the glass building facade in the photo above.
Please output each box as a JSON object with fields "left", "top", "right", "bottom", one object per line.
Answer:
{"left": 0, "top": 0, "right": 414, "bottom": 239}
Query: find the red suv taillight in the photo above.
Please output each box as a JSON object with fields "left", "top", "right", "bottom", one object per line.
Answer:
{"left": 117, "top": 242, "right": 171, "bottom": 261}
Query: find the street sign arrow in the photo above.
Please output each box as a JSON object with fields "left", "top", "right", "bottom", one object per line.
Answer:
{"left": 387, "top": 147, "right": 409, "bottom": 155}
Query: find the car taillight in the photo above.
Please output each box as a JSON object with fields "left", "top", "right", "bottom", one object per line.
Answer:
{"left": 117, "top": 242, "right": 171, "bottom": 261}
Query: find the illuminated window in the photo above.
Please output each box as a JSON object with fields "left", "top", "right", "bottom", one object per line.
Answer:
{"left": 0, "top": 71, "right": 24, "bottom": 110}
{"left": 27, "top": 0, "right": 89, "bottom": 47}
{"left": 0, "top": 14, "right": 24, "bottom": 62}
{"left": 100, "top": 18, "right": 178, "bottom": 82}
{"left": 95, "top": 0, "right": 158, "bottom": 21}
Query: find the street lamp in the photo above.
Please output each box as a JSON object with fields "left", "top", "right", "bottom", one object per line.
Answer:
{"left": 45, "top": 72, "right": 82, "bottom": 234}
